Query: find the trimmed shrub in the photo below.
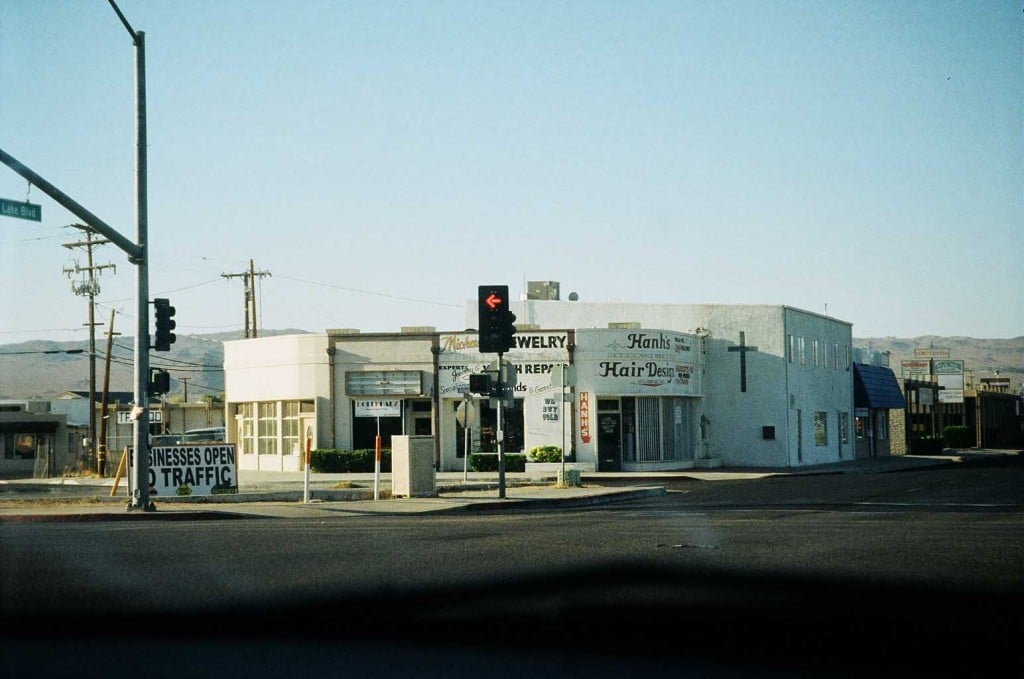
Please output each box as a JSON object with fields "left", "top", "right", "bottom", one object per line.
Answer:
{"left": 528, "top": 445, "right": 562, "bottom": 463}
{"left": 943, "top": 426, "right": 974, "bottom": 449}
{"left": 310, "top": 448, "right": 392, "bottom": 473}
{"left": 469, "top": 453, "right": 526, "bottom": 472}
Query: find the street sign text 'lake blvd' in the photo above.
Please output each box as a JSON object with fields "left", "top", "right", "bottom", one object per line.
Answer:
{"left": 0, "top": 197, "right": 41, "bottom": 222}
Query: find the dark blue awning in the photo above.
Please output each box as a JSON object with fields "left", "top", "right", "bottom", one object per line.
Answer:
{"left": 853, "top": 363, "right": 906, "bottom": 409}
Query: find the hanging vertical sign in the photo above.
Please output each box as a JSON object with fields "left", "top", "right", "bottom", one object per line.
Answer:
{"left": 579, "top": 391, "right": 591, "bottom": 443}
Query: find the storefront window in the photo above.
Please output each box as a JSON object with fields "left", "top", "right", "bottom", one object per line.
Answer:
{"left": 855, "top": 416, "right": 868, "bottom": 442}
{"left": 238, "top": 403, "right": 255, "bottom": 455}
{"left": 637, "top": 397, "right": 660, "bottom": 462}
{"left": 13, "top": 434, "right": 36, "bottom": 459}
{"left": 814, "top": 412, "right": 828, "bottom": 446}
{"left": 282, "top": 402, "right": 300, "bottom": 455}
{"left": 611, "top": 396, "right": 695, "bottom": 464}
{"left": 477, "top": 400, "right": 523, "bottom": 453}
{"left": 352, "top": 403, "right": 403, "bottom": 451}
{"left": 258, "top": 402, "right": 278, "bottom": 455}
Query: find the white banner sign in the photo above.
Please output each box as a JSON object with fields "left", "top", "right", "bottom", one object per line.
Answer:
{"left": 355, "top": 399, "right": 402, "bottom": 417}
{"left": 146, "top": 444, "right": 237, "bottom": 496}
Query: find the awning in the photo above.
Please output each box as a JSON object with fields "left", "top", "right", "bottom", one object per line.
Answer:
{"left": 0, "top": 421, "right": 59, "bottom": 434}
{"left": 853, "top": 363, "right": 906, "bottom": 409}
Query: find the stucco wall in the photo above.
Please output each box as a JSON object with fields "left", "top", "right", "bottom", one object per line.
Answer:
{"left": 488, "top": 302, "right": 853, "bottom": 467}
{"left": 224, "top": 334, "right": 330, "bottom": 403}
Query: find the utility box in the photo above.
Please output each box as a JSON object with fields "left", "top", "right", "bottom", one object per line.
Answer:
{"left": 391, "top": 435, "right": 436, "bottom": 498}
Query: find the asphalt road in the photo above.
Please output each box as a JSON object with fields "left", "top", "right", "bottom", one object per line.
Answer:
{"left": 3, "top": 459, "right": 1022, "bottom": 678}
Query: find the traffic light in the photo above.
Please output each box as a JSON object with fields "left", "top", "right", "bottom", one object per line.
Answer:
{"left": 148, "top": 368, "right": 171, "bottom": 396}
{"left": 468, "top": 373, "right": 492, "bottom": 395}
{"left": 153, "top": 298, "right": 176, "bottom": 351}
{"left": 503, "top": 310, "right": 517, "bottom": 350}
{"left": 477, "top": 285, "right": 516, "bottom": 353}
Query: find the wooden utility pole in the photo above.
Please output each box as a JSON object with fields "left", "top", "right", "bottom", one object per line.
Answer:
{"left": 222, "top": 259, "right": 271, "bottom": 338}
{"left": 63, "top": 225, "right": 115, "bottom": 470}
{"left": 97, "top": 309, "right": 120, "bottom": 476}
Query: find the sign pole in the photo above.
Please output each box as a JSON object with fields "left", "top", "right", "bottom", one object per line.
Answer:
{"left": 497, "top": 352, "right": 505, "bottom": 499}
{"left": 374, "top": 416, "right": 381, "bottom": 501}
{"left": 561, "top": 363, "right": 567, "bottom": 481}
{"left": 463, "top": 394, "right": 470, "bottom": 481}
{"left": 303, "top": 435, "right": 311, "bottom": 504}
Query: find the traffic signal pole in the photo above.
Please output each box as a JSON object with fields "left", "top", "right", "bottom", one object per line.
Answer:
{"left": 0, "top": 2, "right": 151, "bottom": 508}
{"left": 476, "top": 285, "right": 516, "bottom": 500}
{"left": 129, "top": 28, "right": 151, "bottom": 511}
{"left": 496, "top": 352, "right": 506, "bottom": 499}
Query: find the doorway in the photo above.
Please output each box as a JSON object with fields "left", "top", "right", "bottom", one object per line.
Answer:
{"left": 597, "top": 412, "right": 622, "bottom": 471}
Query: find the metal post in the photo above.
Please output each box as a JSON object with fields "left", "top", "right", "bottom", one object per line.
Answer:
{"left": 497, "top": 353, "right": 505, "bottom": 499}
{"left": 463, "top": 394, "right": 470, "bottom": 481}
{"left": 130, "top": 30, "right": 151, "bottom": 510}
{"left": 374, "top": 417, "right": 381, "bottom": 501}
{"left": 303, "top": 436, "right": 311, "bottom": 503}
{"left": 561, "top": 363, "right": 566, "bottom": 480}
{"left": 86, "top": 232, "right": 97, "bottom": 468}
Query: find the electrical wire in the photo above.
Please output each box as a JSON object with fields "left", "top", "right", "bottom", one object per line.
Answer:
{"left": 275, "top": 274, "right": 461, "bottom": 308}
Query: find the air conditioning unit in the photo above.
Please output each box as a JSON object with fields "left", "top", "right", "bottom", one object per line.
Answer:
{"left": 527, "top": 281, "right": 560, "bottom": 301}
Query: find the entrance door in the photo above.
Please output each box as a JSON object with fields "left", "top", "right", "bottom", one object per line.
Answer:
{"left": 597, "top": 413, "right": 622, "bottom": 471}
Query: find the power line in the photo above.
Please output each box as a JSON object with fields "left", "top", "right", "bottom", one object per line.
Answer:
{"left": 275, "top": 274, "right": 461, "bottom": 308}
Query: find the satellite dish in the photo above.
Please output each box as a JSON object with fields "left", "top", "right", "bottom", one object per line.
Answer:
{"left": 569, "top": 292, "right": 579, "bottom": 301}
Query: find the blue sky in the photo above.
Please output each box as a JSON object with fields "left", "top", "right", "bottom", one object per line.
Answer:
{"left": 1, "top": 0, "right": 1021, "bottom": 344}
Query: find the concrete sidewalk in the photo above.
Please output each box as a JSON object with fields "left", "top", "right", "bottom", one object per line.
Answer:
{"left": 1, "top": 450, "right": 1016, "bottom": 521}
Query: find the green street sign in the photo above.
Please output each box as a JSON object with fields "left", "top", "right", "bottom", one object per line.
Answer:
{"left": 0, "top": 197, "right": 41, "bottom": 222}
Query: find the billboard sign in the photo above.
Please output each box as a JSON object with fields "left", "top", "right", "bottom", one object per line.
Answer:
{"left": 934, "top": 360, "right": 964, "bottom": 404}
{"left": 914, "top": 348, "right": 950, "bottom": 359}
{"left": 900, "top": 360, "right": 931, "bottom": 379}
{"left": 354, "top": 399, "right": 402, "bottom": 417}
{"left": 138, "top": 444, "right": 237, "bottom": 496}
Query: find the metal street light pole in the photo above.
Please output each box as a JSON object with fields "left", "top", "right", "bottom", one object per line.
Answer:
{"left": 108, "top": 0, "right": 151, "bottom": 510}
{"left": 0, "top": 6, "right": 150, "bottom": 505}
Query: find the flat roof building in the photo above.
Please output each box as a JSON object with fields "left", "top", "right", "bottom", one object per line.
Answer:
{"left": 224, "top": 299, "right": 854, "bottom": 472}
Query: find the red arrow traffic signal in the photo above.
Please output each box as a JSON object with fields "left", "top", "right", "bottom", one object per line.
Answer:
{"left": 478, "top": 285, "right": 514, "bottom": 353}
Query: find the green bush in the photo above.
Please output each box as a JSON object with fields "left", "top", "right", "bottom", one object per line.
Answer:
{"left": 310, "top": 448, "right": 392, "bottom": 473}
{"left": 469, "top": 453, "right": 526, "bottom": 472}
{"left": 943, "top": 426, "right": 974, "bottom": 449}
{"left": 528, "top": 445, "right": 562, "bottom": 463}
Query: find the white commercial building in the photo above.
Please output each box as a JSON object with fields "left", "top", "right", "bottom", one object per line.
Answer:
{"left": 223, "top": 300, "right": 853, "bottom": 472}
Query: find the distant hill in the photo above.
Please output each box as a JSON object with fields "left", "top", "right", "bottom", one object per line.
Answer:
{"left": 853, "top": 336, "right": 1023, "bottom": 392}
{"left": 2, "top": 331, "right": 1020, "bottom": 400}
{"left": 0, "top": 329, "right": 311, "bottom": 401}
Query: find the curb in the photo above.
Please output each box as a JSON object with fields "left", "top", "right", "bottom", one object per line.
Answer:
{"left": 454, "top": 486, "right": 667, "bottom": 512}
{"left": 0, "top": 486, "right": 666, "bottom": 522}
